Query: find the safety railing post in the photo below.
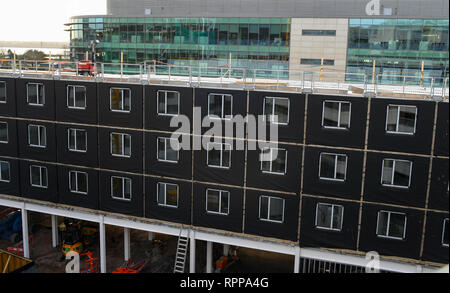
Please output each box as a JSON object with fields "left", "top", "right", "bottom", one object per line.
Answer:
{"left": 402, "top": 76, "right": 406, "bottom": 98}
{"left": 139, "top": 64, "right": 143, "bottom": 81}
{"left": 168, "top": 65, "right": 171, "bottom": 81}
{"left": 19, "top": 60, "right": 23, "bottom": 77}
{"left": 277, "top": 70, "right": 280, "bottom": 90}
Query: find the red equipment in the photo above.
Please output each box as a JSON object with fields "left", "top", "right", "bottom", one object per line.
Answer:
{"left": 78, "top": 60, "right": 95, "bottom": 76}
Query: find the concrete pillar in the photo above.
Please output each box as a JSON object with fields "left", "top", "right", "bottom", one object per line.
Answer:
{"left": 99, "top": 216, "right": 106, "bottom": 273}
{"left": 124, "top": 228, "right": 130, "bottom": 262}
{"left": 223, "top": 244, "right": 229, "bottom": 256}
{"left": 189, "top": 231, "right": 196, "bottom": 273}
{"left": 294, "top": 247, "right": 300, "bottom": 273}
{"left": 206, "top": 241, "right": 213, "bottom": 273}
{"left": 148, "top": 232, "right": 154, "bottom": 241}
{"left": 21, "top": 209, "right": 30, "bottom": 259}
{"left": 51, "top": 215, "right": 58, "bottom": 248}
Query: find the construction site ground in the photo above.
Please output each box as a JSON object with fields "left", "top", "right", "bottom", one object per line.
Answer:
{"left": 0, "top": 208, "right": 294, "bottom": 273}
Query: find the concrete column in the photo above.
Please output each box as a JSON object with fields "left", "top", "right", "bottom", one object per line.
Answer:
{"left": 124, "top": 228, "right": 130, "bottom": 262}
{"left": 148, "top": 232, "right": 154, "bottom": 241}
{"left": 206, "top": 241, "right": 213, "bottom": 273}
{"left": 294, "top": 247, "right": 300, "bottom": 273}
{"left": 99, "top": 216, "right": 106, "bottom": 273}
{"left": 51, "top": 215, "right": 58, "bottom": 248}
{"left": 223, "top": 244, "right": 229, "bottom": 256}
{"left": 21, "top": 209, "right": 30, "bottom": 259}
{"left": 189, "top": 231, "right": 196, "bottom": 273}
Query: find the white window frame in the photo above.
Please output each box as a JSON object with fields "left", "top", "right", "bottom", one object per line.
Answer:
{"left": 258, "top": 195, "right": 285, "bottom": 224}
{"left": 207, "top": 93, "right": 233, "bottom": 120}
{"left": 207, "top": 142, "right": 232, "bottom": 169}
{"left": 381, "top": 159, "right": 412, "bottom": 189}
{"left": 29, "top": 165, "right": 48, "bottom": 189}
{"left": 157, "top": 90, "right": 180, "bottom": 116}
{"left": 157, "top": 182, "right": 179, "bottom": 208}
{"left": 260, "top": 147, "right": 287, "bottom": 175}
{"left": 157, "top": 137, "right": 179, "bottom": 163}
{"left": 205, "top": 189, "right": 230, "bottom": 216}
{"left": 376, "top": 210, "right": 407, "bottom": 240}
{"left": 68, "top": 128, "right": 87, "bottom": 153}
{"left": 67, "top": 85, "right": 87, "bottom": 110}
{"left": 110, "top": 176, "right": 132, "bottom": 201}
{"left": 263, "top": 97, "right": 290, "bottom": 125}
{"left": 319, "top": 153, "right": 348, "bottom": 182}
{"left": 69, "top": 171, "right": 88, "bottom": 195}
{"left": 110, "top": 87, "right": 131, "bottom": 113}
{"left": 443, "top": 218, "right": 449, "bottom": 247}
{"left": 315, "top": 203, "right": 344, "bottom": 231}
{"left": 26, "top": 83, "right": 45, "bottom": 106}
{"left": 322, "top": 100, "right": 352, "bottom": 130}
{"left": 0, "top": 161, "right": 10, "bottom": 183}
{"left": 110, "top": 133, "right": 131, "bottom": 158}
{"left": 0, "top": 121, "right": 8, "bottom": 144}
{"left": 0, "top": 81, "right": 6, "bottom": 103}
{"left": 28, "top": 124, "right": 47, "bottom": 148}
{"left": 385, "top": 105, "right": 417, "bottom": 135}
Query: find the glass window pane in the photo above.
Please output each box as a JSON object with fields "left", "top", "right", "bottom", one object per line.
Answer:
{"left": 112, "top": 177, "right": 122, "bottom": 197}
{"left": 157, "top": 92, "right": 166, "bottom": 114}
{"left": 320, "top": 154, "right": 336, "bottom": 179}
{"left": 332, "top": 206, "right": 343, "bottom": 230}
{"left": 221, "top": 191, "right": 230, "bottom": 214}
{"left": 259, "top": 196, "right": 269, "bottom": 220}
{"left": 157, "top": 183, "right": 165, "bottom": 204}
{"left": 76, "top": 130, "right": 87, "bottom": 151}
{"left": 323, "top": 102, "right": 340, "bottom": 127}
{"left": 28, "top": 84, "right": 38, "bottom": 104}
{"left": 207, "top": 190, "right": 220, "bottom": 213}
{"left": 377, "top": 212, "right": 389, "bottom": 236}
{"left": 123, "top": 89, "right": 131, "bottom": 111}
{"left": 208, "top": 147, "right": 221, "bottom": 167}
{"left": 340, "top": 103, "right": 351, "bottom": 128}
{"left": 111, "top": 134, "right": 121, "bottom": 155}
{"left": 166, "top": 184, "right": 178, "bottom": 206}
{"left": 264, "top": 98, "right": 273, "bottom": 121}
{"left": 70, "top": 172, "right": 77, "bottom": 191}
{"left": 386, "top": 106, "right": 399, "bottom": 132}
{"left": 223, "top": 95, "right": 232, "bottom": 118}
{"left": 69, "top": 130, "right": 76, "bottom": 150}
{"left": 31, "top": 167, "right": 41, "bottom": 186}
{"left": 222, "top": 146, "right": 231, "bottom": 168}
{"left": 29, "top": 126, "right": 39, "bottom": 146}
{"left": 157, "top": 138, "right": 166, "bottom": 160}
{"left": 124, "top": 178, "right": 131, "bottom": 199}
{"left": 393, "top": 161, "right": 411, "bottom": 187}
{"left": 0, "top": 82, "right": 6, "bottom": 102}
{"left": 0, "top": 123, "right": 7, "bottom": 142}
{"left": 443, "top": 220, "right": 449, "bottom": 245}
{"left": 336, "top": 156, "right": 347, "bottom": 180}
{"left": 75, "top": 87, "right": 86, "bottom": 108}
{"left": 269, "top": 197, "right": 284, "bottom": 222}
{"left": 209, "top": 94, "right": 222, "bottom": 117}
{"left": 78, "top": 173, "right": 87, "bottom": 193}
{"left": 39, "top": 127, "right": 46, "bottom": 147}
{"left": 274, "top": 98, "right": 289, "bottom": 124}
{"left": 389, "top": 213, "right": 406, "bottom": 238}
{"left": 166, "top": 139, "right": 178, "bottom": 162}
{"left": 382, "top": 160, "right": 394, "bottom": 185}
{"left": 1, "top": 162, "right": 10, "bottom": 181}
{"left": 271, "top": 149, "right": 286, "bottom": 174}
{"left": 124, "top": 135, "right": 131, "bottom": 156}
{"left": 317, "top": 204, "right": 333, "bottom": 228}
{"left": 398, "top": 106, "right": 416, "bottom": 133}
{"left": 110, "top": 89, "right": 121, "bottom": 110}
{"left": 166, "top": 92, "right": 179, "bottom": 115}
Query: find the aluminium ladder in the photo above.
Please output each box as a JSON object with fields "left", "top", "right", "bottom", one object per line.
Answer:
{"left": 173, "top": 227, "right": 190, "bottom": 273}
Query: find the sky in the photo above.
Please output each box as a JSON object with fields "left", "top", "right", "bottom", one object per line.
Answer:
{"left": 0, "top": 0, "right": 106, "bottom": 42}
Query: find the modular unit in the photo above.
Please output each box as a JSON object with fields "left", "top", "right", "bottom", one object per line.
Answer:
{"left": 0, "top": 118, "right": 18, "bottom": 157}
{"left": 421, "top": 211, "right": 449, "bottom": 263}
{"left": 57, "top": 166, "right": 99, "bottom": 210}
{"left": 19, "top": 160, "right": 58, "bottom": 203}
{"left": 0, "top": 158, "right": 20, "bottom": 197}
{"left": 0, "top": 77, "right": 17, "bottom": 117}
{"left": 15, "top": 78, "right": 56, "bottom": 121}
{"left": 428, "top": 158, "right": 449, "bottom": 212}
{"left": 434, "top": 102, "right": 449, "bottom": 157}
{"left": 17, "top": 120, "right": 57, "bottom": 162}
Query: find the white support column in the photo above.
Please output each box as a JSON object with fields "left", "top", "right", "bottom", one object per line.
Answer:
{"left": 51, "top": 215, "right": 58, "bottom": 248}
{"left": 206, "top": 241, "right": 213, "bottom": 273}
{"left": 189, "top": 230, "right": 196, "bottom": 273}
{"left": 294, "top": 247, "right": 300, "bottom": 273}
{"left": 223, "top": 244, "right": 229, "bottom": 256}
{"left": 21, "top": 209, "right": 30, "bottom": 259}
{"left": 99, "top": 215, "right": 106, "bottom": 273}
{"left": 124, "top": 227, "right": 130, "bottom": 262}
{"left": 148, "top": 232, "right": 154, "bottom": 241}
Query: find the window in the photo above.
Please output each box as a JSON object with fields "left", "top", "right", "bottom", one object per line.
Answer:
{"left": 443, "top": 219, "right": 449, "bottom": 247}
{"left": 381, "top": 159, "right": 412, "bottom": 188}
{"left": 319, "top": 153, "right": 348, "bottom": 181}
{"left": 264, "top": 97, "right": 290, "bottom": 125}
{"left": 301, "top": 59, "right": 335, "bottom": 66}
{"left": 315, "top": 203, "right": 344, "bottom": 231}
{"left": 68, "top": 129, "right": 87, "bottom": 152}
{"left": 28, "top": 125, "right": 46, "bottom": 148}
{"left": 261, "top": 148, "right": 287, "bottom": 175}
{"left": 110, "top": 88, "right": 131, "bottom": 112}
{"left": 322, "top": 101, "right": 351, "bottom": 129}
{"left": 207, "top": 142, "right": 231, "bottom": 169}
{"left": 67, "top": 85, "right": 86, "bottom": 109}
{"left": 376, "top": 211, "right": 407, "bottom": 240}
{"left": 386, "top": 105, "right": 417, "bottom": 135}
{"left": 208, "top": 93, "right": 233, "bottom": 119}
{"left": 157, "top": 90, "right": 180, "bottom": 116}
{"left": 69, "top": 171, "right": 88, "bottom": 195}
{"left": 0, "top": 81, "right": 6, "bottom": 103}
{"left": 157, "top": 137, "right": 179, "bottom": 163}
{"left": 0, "top": 122, "right": 7, "bottom": 143}
{"left": 206, "top": 189, "right": 230, "bottom": 215}
{"left": 302, "top": 30, "right": 336, "bottom": 36}
{"left": 157, "top": 182, "right": 179, "bottom": 208}
{"left": 0, "top": 161, "right": 10, "bottom": 182}
{"left": 259, "top": 196, "right": 285, "bottom": 223}
{"left": 30, "top": 165, "right": 48, "bottom": 188}
{"left": 27, "top": 83, "right": 45, "bottom": 106}
{"left": 110, "top": 133, "right": 131, "bottom": 157}
{"left": 111, "top": 176, "right": 132, "bottom": 201}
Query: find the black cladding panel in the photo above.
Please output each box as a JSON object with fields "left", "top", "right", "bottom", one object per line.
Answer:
{"left": 17, "top": 120, "right": 57, "bottom": 162}
{"left": 0, "top": 118, "right": 18, "bottom": 157}
{"left": 306, "top": 94, "right": 368, "bottom": 148}
{"left": 145, "top": 132, "right": 192, "bottom": 180}
{"left": 19, "top": 160, "right": 58, "bottom": 203}
{"left": 57, "top": 166, "right": 99, "bottom": 210}
{"left": 302, "top": 147, "right": 364, "bottom": 201}
{"left": 55, "top": 124, "right": 98, "bottom": 168}
{"left": 428, "top": 158, "right": 449, "bottom": 212}
{"left": 16, "top": 78, "right": 56, "bottom": 120}
{"left": 364, "top": 152, "right": 429, "bottom": 208}
{"left": 0, "top": 158, "right": 20, "bottom": 196}
{"left": 249, "top": 91, "right": 305, "bottom": 143}
{"left": 421, "top": 211, "right": 449, "bottom": 264}
{"left": 0, "top": 78, "right": 17, "bottom": 117}
{"left": 54, "top": 80, "right": 98, "bottom": 125}
{"left": 434, "top": 102, "right": 449, "bottom": 157}
{"left": 367, "top": 98, "right": 435, "bottom": 155}
{"left": 244, "top": 190, "right": 299, "bottom": 242}
{"left": 98, "top": 171, "right": 143, "bottom": 217}
{"left": 299, "top": 197, "right": 359, "bottom": 250}
{"left": 145, "top": 177, "right": 191, "bottom": 225}
{"left": 358, "top": 204, "right": 424, "bottom": 260}
{"left": 145, "top": 85, "right": 193, "bottom": 132}
{"left": 98, "top": 82, "right": 143, "bottom": 129}
{"left": 193, "top": 183, "right": 243, "bottom": 233}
